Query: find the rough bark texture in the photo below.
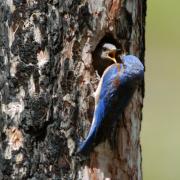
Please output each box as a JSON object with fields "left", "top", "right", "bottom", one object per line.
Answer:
{"left": 0, "top": 0, "right": 146, "bottom": 179}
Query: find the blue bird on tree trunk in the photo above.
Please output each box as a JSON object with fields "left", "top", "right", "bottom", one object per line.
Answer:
{"left": 77, "top": 43, "right": 144, "bottom": 154}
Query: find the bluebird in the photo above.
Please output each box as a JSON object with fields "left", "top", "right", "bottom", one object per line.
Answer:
{"left": 77, "top": 43, "right": 144, "bottom": 154}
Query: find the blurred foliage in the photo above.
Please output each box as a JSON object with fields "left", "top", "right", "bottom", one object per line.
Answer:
{"left": 141, "top": 0, "right": 180, "bottom": 179}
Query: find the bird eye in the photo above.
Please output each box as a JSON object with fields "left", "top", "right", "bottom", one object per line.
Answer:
{"left": 103, "top": 47, "right": 107, "bottom": 51}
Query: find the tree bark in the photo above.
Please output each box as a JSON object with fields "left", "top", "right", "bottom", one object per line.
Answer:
{"left": 0, "top": 0, "right": 146, "bottom": 179}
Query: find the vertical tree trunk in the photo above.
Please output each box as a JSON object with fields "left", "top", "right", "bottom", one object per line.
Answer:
{"left": 0, "top": 0, "right": 146, "bottom": 179}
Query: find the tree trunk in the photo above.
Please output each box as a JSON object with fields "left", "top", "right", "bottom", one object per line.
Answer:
{"left": 0, "top": 0, "right": 146, "bottom": 179}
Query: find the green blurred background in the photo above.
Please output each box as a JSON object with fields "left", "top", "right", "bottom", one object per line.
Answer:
{"left": 141, "top": 0, "right": 180, "bottom": 179}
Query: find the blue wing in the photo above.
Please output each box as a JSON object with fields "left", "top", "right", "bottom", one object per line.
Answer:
{"left": 77, "top": 64, "right": 123, "bottom": 154}
{"left": 77, "top": 56, "right": 144, "bottom": 154}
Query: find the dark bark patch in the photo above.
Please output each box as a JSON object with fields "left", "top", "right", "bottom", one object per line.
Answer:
{"left": 78, "top": 2, "right": 93, "bottom": 31}
{"left": 21, "top": 94, "right": 51, "bottom": 140}
{"left": 116, "top": 7, "right": 133, "bottom": 52}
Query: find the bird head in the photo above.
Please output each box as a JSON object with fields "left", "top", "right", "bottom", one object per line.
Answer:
{"left": 100, "top": 43, "right": 121, "bottom": 64}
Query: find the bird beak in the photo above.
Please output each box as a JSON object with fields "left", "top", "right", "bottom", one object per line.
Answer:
{"left": 108, "top": 49, "right": 121, "bottom": 63}
{"left": 116, "top": 49, "right": 121, "bottom": 53}
{"left": 108, "top": 49, "right": 117, "bottom": 63}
